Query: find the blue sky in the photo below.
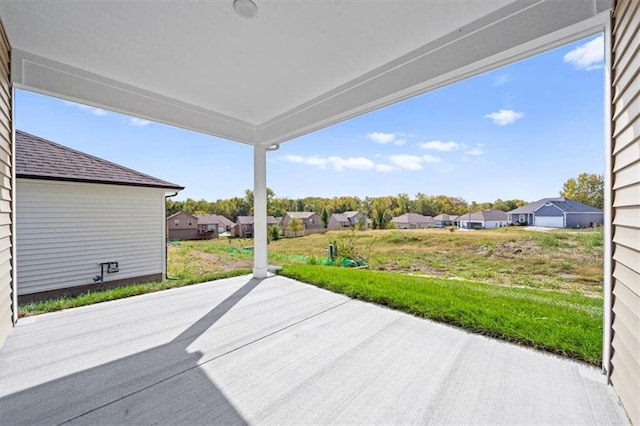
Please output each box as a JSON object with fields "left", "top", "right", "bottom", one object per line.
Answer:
{"left": 15, "top": 34, "right": 605, "bottom": 203}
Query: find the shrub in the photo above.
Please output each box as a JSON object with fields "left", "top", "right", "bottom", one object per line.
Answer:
{"left": 329, "top": 231, "right": 376, "bottom": 263}
{"left": 268, "top": 225, "right": 281, "bottom": 242}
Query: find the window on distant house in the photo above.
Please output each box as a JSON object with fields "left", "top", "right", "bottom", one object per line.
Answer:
{"left": 188, "top": 220, "right": 193, "bottom": 226}
{"left": 174, "top": 219, "right": 179, "bottom": 226}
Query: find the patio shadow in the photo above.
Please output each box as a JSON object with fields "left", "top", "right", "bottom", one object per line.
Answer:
{"left": 0, "top": 277, "right": 264, "bottom": 425}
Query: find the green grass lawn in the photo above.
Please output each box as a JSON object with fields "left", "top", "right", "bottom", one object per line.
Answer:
{"left": 183, "top": 227, "right": 604, "bottom": 295}
{"left": 18, "top": 269, "right": 252, "bottom": 317}
{"left": 278, "top": 264, "right": 603, "bottom": 365}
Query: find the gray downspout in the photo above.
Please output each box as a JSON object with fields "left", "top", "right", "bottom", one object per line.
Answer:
{"left": 165, "top": 192, "right": 179, "bottom": 279}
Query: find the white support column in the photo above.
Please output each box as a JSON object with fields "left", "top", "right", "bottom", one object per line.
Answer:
{"left": 253, "top": 145, "right": 268, "bottom": 279}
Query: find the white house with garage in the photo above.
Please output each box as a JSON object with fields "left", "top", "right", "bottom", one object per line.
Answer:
{"left": 458, "top": 209, "right": 509, "bottom": 229}
{"left": 15, "top": 130, "right": 183, "bottom": 302}
{"left": 507, "top": 198, "right": 604, "bottom": 228}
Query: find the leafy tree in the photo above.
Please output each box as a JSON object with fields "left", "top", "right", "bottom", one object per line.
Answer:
{"left": 321, "top": 208, "right": 329, "bottom": 229}
{"left": 287, "top": 217, "right": 304, "bottom": 233}
{"left": 244, "top": 187, "right": 275, "bottom": 215}
{"left": 356, "top": 214, "right": 368, "bottom": 231}
{"left": 396, "top": 193, "right": 411, "bottom": 215}
{"left": 414, "top": 193, "right": 435, "bottom": 216}
{"left": 492, "top": 198, "right": 527, "bottom": 212}
{"left": 560, "top": 173, "right": 604, "bottom": 209}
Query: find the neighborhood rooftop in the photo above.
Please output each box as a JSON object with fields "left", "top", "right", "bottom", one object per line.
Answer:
{"left": 392, "top": 213, "right": 434, "bottom": 222}
{"left": 237, "top": 216, "right": 278, "bottom": 225}
{"left": 285, "top": 212, "right": 317, "bottom": 219}
{"left": 15, "top": 130, "right": 183, "bottom": 190}
{"left": 508, "top": 198, "right": 603, "bottom": 214}
{"left": 462, "top": 209, "right": 509, "bottom": 221}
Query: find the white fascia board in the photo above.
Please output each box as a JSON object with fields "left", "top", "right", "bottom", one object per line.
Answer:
{"left": 259, "top": 2, "right": 611, "bottom": 145}
{"left": 12, "top": 50, "right": 259, "bottom": 145}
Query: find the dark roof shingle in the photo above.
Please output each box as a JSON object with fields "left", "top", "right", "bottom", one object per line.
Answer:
{"left": 508, "top": 198, "right": 602, "bottom": 214}
{"left": 16, "top": 130, "right": 183, "bottom": 190}
{"left": 391, "top": 213, "right": 434, "bottom": 223}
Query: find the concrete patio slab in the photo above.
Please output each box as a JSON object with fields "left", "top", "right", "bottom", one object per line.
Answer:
{"left": 0, "top": 275, "right": 629, "bottom": 425}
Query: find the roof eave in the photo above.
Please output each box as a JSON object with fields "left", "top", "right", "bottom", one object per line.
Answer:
{"left": 17, "top": 174, "right": 185, "bottom": 191}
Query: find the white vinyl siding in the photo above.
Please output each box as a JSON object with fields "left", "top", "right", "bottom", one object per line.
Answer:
{"left": 610, "top": 0, "right": 640, "bottom": 424}
{"left": 16, "top": 179, "right": 166, "bottom": 295}
{"left": 0, "top": 17, "right": 11, "bottom": 347}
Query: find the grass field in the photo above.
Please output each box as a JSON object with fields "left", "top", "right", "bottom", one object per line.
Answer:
{"left": 175, "top": 227, "right": 604, "bottom": 296}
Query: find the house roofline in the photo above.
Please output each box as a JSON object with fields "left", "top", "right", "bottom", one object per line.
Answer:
{"left": 17, "top": 174, "right": 185, "bottom": 191}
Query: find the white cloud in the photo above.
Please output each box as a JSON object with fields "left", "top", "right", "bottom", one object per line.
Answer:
{"left": 282, "top": 155, "right": 328, "bottom": 167}
{"left": 485, "top": 109, "right": 524, "bottom": 125}
{"left": 282, "top": 153, "right": 436, "bottom": 173}
{"left": 422, "top": 154, "right": 442, "bottom": 163}
{"left": 465, "top": 147, "right": 484, "bottom": 156}
{"left": 389, "top": 155, "right": 423, "bottom": 170}
{"left": 492, "top": 73, "right": 510, "bottom": 86}
{"left": 375, "top": 164, "right": 396, "bottom": 173}
{"left": 282, "top": 154, "right": 391, "bottom": 172}
{"left": 418, "top": 140, "right": 462, "bottom": 152}
{"left": 389, "top": 154, "right": 441, "bottom": 170}
{"left": 64, "top": 100, "right": 109, "bottom": 116}
{"left": 128, "top": 117, "right": 151, "bottom": 127}
{"left": 563, "top": 35, "right": 604, "bottom": 71}
{"left": 366, "top": 132, "right": 406, "bottom": 146}
{"left": 366, "top": 132, "right": 395, "bottom": 144}
{"left": 327, "top": 156, "right": 375, "bottom": 171}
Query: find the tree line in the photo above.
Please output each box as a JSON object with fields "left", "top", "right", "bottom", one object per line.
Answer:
{"left": 167, "top": 190, "right": 528, "bottom": 230}
{"left": 166, "top": 172, "right": 604, "bottom": 230}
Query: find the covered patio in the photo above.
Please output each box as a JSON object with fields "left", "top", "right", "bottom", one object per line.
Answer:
{"left": 0, "top": 0, "right": 637, "bottom": 423}
{"left": 0, "top": 275, "right": 628, "bottom": 424}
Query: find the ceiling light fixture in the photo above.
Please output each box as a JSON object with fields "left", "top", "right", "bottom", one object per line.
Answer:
{"left": 233, "top": 0, "right": 258, "bottom": 19}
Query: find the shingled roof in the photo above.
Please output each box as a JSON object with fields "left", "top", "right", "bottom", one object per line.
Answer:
{"left": 508, "top": 198, "right": 602, "bottom": 214}
{"left": 391, "top": 213, "right": 435, "bottom": 223}
{"left": 16, "top": 130, "right": 184, "bottom": 190}
{"left": 237, "top": 216, "right": 278, "bottom": 225}
{"left": 460, "top": 209, "right": 508, "bottom": 221}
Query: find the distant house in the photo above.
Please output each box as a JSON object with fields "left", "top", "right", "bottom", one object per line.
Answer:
{"left": 458, "top": 209, "right": 509, "bottom": 229}
{"left": 194, "top": 215, "right": 220, "bottom": 239}
{"left": 235, "top": 215, "right": 278, "bottom": 238}
{"left": 327, "top": 211, "right": 372, "bottom": 230}
{"left": 196, "top": 214, "right": 235, "bottom": 234}
{"left": 391, "top": 213, "right": 435, "bottom": 229}
{"left": 281, "top": 211, "right": 324, "bottom": 231}
{"left": 433, "top": 213, "right": 457, "bottom": 228}
{"left": 15, "top": 130, "right": 183, "bottom": 302}
{"left": 166, "top": 213, "right": 234, "bottom": 240}
{"left": 507, "top": 198, "right": 603, "bottom": 228}
{"left": 215, "top": 215, "right": 236, "bottom": 234}
{"left": 167, "top": 212, "right": 201, "bottom": 240}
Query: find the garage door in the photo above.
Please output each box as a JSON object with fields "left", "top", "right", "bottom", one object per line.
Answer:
{"left": 534, "top": 216, "right": 564, "bottom": 228}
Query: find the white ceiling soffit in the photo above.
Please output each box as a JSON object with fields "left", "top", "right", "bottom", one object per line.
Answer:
{"left": 1, "top": 0, "right": 611, "bottom": 146}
